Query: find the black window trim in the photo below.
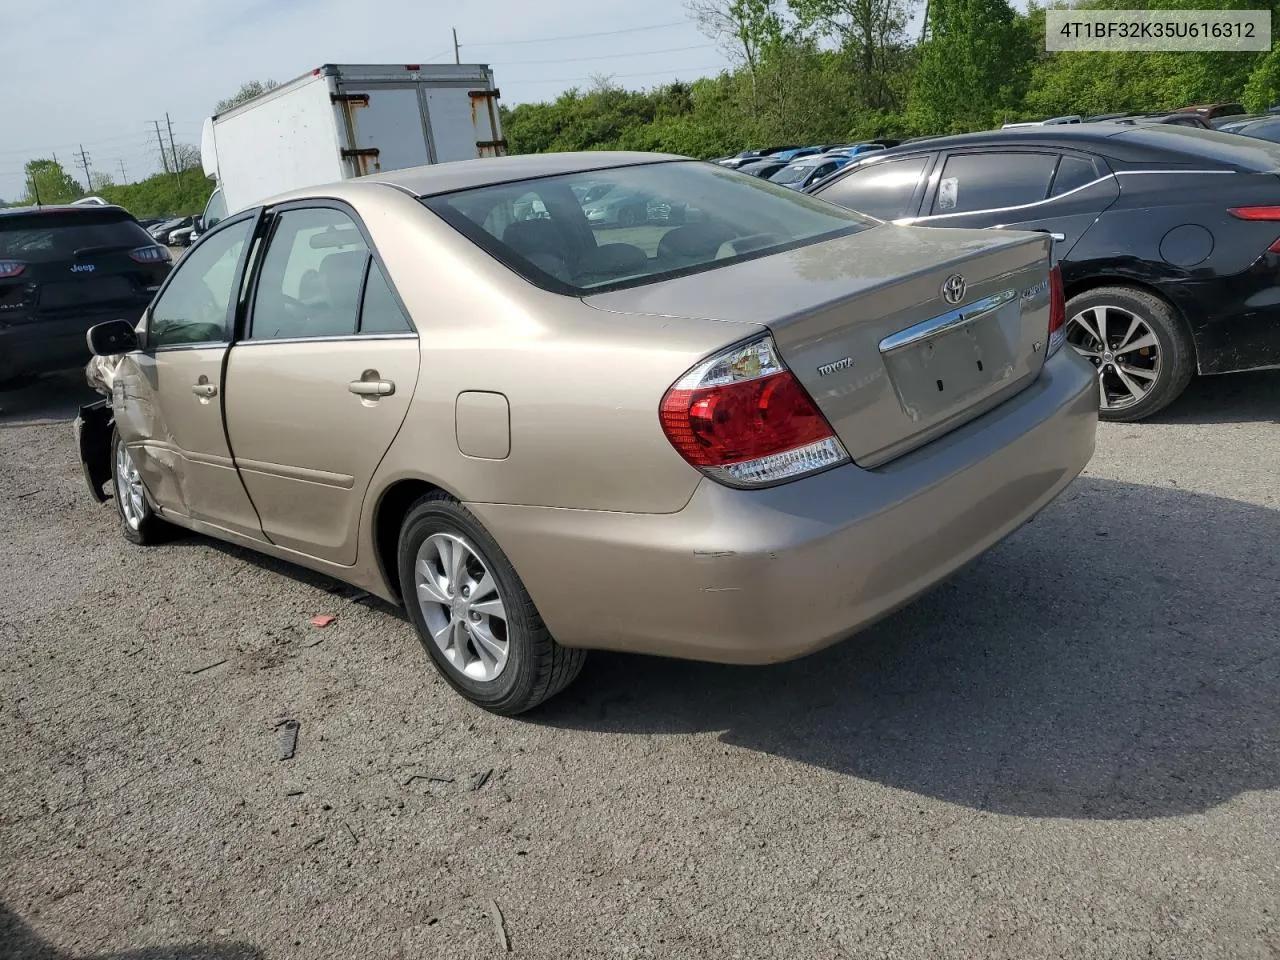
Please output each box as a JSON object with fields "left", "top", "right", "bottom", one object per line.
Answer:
{"left": 911, "top": 147, "right": 1114, "bottom": 223}
{"left": 809, "top": 151, "right": 938, "bottom": 221}
{"left": 234, "top": 196, "right": 419, "bottom": 346}
{"left": 147, "top": 207, "right": 263, "bottom": 354}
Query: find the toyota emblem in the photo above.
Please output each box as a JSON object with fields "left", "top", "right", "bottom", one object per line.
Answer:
{"left": 941, "top": 274, "right": 967, "bottom": 305}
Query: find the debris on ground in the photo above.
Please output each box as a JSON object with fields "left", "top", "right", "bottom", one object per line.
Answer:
{"left": 486, "top": 898, "right": 511, "bottom": 952}
{"left": 187, "top": 658, "right": 227, "bottom": 675}
{"left": 404, "top": 772, "right": 454, "bottom": 786}
{"left": 310, "top": 614, "right": 336, "bottom": 628}
{"left": 470, "top": 768, "right": 494, "bottom": 792}
{"left": 276, "top": 720, "right": 300, "bottom": 761}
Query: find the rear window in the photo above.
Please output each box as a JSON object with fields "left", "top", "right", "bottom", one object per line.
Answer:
{"left": 1115, "top": 124, "right": 1280, "bottom": 171}
{"left": 421, "top": 160, "right": 873, "bottom": 294}
{"left": 0, "top": 211, "right": 154, "bottom": 263}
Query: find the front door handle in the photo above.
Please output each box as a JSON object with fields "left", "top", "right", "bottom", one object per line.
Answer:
{"left": 192, "top": 382, "right": 217, "bottom": 398}
{"left": 348, "top": 378, "right": 395, "bottom": 397}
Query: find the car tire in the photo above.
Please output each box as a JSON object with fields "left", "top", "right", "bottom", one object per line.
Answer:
{"left": 397, "top": 492, "right": 586, "bottom": 715}
{"left": 1064, "top": 285, "right": 1195, "bottom": 422}
{"left": 110, "top": 430, "right": 171, "bottom": 545}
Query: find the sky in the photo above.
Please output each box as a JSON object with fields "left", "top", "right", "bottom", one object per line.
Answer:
{"left": 0, "top": 0, "right": 739, "bottom": 202}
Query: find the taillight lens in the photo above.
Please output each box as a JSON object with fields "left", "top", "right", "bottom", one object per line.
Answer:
{"left": 129, "top": 245, "right": 170, "bottom": 264}
{"left": 1046, "top": 264, "right": 1065, "bottom": 358}
{"left": 1226, "top": 207, "right": 1280, "bottom": 253}
{"left": 659, "top": 335, "right": 850, "bottom": 487}
{"left": 1227, "top": 206, "right": 1280, "bottom": 220}
{"left": 0, "top": 259, "right": 25, "bottom": 279}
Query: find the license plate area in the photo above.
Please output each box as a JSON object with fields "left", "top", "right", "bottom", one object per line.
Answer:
{"left": 881, "top": 307, "right": 1017, "bottom": 422}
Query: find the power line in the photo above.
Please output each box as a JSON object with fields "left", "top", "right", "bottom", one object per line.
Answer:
{"left": 506, "top": 63, "right": 728, "bottom": 84}
{"left": 462, "top": 19, "right": 690, "bottom": 47}
{"left": 499, "top": 43, "right": 715, "bottom": 67}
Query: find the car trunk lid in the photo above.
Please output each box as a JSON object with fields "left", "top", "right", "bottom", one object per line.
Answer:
{"left": 585, "top": 224, "right": 1055, "bottom": 466}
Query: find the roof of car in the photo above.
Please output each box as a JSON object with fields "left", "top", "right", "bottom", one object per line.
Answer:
{"left": 361, "top": 151, "right": 688, "bottom": 196}
{"left": 839, "top": 123, "right": 1280, "bottom": 170}
{"left": 0, "top": 203, "right": 132, "bottom": 218}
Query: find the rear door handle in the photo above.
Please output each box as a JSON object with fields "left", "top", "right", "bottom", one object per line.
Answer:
{"left": 348, "top": 379, "right": 395, "bottom": 397}
{"left": 192, "top": 383, "right": 217, "bottom": 398}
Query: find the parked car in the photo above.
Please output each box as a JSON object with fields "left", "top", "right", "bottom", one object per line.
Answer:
{"left": 1218, "top": 115, "right": 1280, "bottom": 143}
{"left": 808, "top": 124, "right": 1280, "bottom": 420}
{"left": 768, "top": 154, "right": 853, "bottom": 190}
{"left": 579, "top": 183, "right": 684, "bottom": 226}
{"left": 1174, "top": 102, "right": 1246, "bottom": 121}
{"left": 148, "top": 217, "right": 184, "bottom": 243}
{"left": 74, "top": 151, "right": 1096, "bottom": 714}
{"left": 168, "top": 224, "right": 198, "bottom": 247}
{"left": 770, "top": 147, "right": 823, "bottom": 163}
{"left": 734, "top": 158, "right": 791, "bottom": 179}
{"left": 0, "top": 204, "right": 170, "bottom": 385}
{"left": 1002, "top": 116, "right": 1083, "bottom": 128}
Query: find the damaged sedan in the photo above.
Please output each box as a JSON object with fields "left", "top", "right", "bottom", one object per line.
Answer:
{"left": 77, "top": 152, "right": 1098, "bottom": 714}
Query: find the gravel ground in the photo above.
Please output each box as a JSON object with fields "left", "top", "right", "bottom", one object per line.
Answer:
{"left": 1, "top": 368, "right": 1277, "bottom": 960}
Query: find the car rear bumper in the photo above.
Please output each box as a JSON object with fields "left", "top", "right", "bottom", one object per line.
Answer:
{"left": 0, "top": 310, "right": 141, "bottom": 381}
{"left": 468, "top": 348, "right": 1099, "bottom": 664}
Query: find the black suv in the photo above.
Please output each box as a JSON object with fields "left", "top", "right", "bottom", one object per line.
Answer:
{"left": 0, "top": 204, "right": 171, "bottom": 384}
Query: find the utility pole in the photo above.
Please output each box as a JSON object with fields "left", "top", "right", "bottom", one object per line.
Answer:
{"left": 152, "top": 120, "right": 170, "bottom": 174}
{"left": 118, "top": 159, "right": 128, "bottom": 184}
{"left": 165, "top": 112, "right": 182, "bottom": 184}
{"left": 75, "top": 144, "right": 92, "bottom": 192}
{"left": 452, "top": 27, "right": 460, "bottom": 64}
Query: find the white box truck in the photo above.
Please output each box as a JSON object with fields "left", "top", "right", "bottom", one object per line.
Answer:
{"left": 197, "top": 62, "right": 505, "bottom": 230}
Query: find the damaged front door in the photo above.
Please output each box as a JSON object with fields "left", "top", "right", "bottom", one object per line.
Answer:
{"left": 112, "top": 213, "right": 264, "bottom": 540}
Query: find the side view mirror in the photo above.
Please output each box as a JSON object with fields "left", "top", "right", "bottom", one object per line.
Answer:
{"left": 193, "top": 216, "right": 205, "bottom": 231}
{"left": 86, "top": 319, "right": 140, "bottom": 357}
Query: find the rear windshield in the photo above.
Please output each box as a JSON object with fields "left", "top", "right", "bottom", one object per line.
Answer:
{"left": 1115, "top": 124, "right": 1280, "bottom": 170}
{"left": 421, "top": 160, "right": 874, "bottom": 294}
{"left": 770, "top": 164, "right": 817, "bottom": 185}
{"left": 0, "top": 211, "right": 155, "bottom": 263}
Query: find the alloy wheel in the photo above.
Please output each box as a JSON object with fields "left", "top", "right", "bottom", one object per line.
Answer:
{"left": 414, "top": 533, "right": 510, "bottom": 682}
{"left": 1066, "top": 304, "right": 1161, "bottom": 413}
{"left": 115, "top": 442, "right": 146, "bottom": 531}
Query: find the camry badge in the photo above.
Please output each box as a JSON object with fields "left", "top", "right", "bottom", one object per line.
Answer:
{"left": 941, "top": 274, "right": 966, "bottom": 305}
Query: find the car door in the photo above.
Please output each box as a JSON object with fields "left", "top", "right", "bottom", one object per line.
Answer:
{"left": 906, "top": 149, "right": 1119, "bottom": 257}
{"left": 111, "top": 212, "right": 266, "bottom": 539}
{"left": 808, "top": 153, "right": 936, "bottom": 221}
{"left": 222, "top": 202, "right": 420, "bottom": 565}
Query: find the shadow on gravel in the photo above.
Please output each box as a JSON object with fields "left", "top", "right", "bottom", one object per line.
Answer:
{"left": 535, "top": 478, "right": 1280, "bottom": 821}
{"left": 0, "top": 371, "right": 96, "bottom": 428}
{"left": 0, "top": 904, "right": 262, "bottom": 959}
{"left": 1147, "top": 369, "right": 1280, "bottom": 425}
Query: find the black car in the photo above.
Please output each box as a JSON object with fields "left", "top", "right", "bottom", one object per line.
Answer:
{"left": 808, "top": 123, "right": 1280, "bottom": 420}
{"left": 0, "top": 205, "right": 171, "bottom": 384}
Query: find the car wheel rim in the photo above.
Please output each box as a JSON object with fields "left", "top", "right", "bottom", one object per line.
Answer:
{"left": 415, "top": 533, "right": 509, "bottom": 682}
{"left": 115, "top": 442, "right": 146, "bottom": 531}
{"left": 1066, "top": 304, "right": 1161, "bottom": 412}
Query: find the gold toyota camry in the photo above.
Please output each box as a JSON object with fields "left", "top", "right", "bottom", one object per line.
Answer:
{"left": 76, "top": 152, "right": 1098, "bottom": 714}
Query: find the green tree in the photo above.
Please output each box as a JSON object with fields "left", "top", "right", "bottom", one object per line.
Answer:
{"left": 215, "top": 79, "right": 281, "bottom": 114}
{"left": 909, "top": 0, "right": 1036, "bottom": 133}
{"left": 789, "top": 0, "right": 914, "bottom": 110}
{"left": 23, "top": 158, "right": 82, "bottom": 205}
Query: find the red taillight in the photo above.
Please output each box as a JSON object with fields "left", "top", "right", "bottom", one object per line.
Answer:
{"left": 1225, "top": 208, "right": 1280, "bottom": 253}
{"left": 405, "top": 64, "right": 421, "bottom": 71}
{"left": 1227, "top": 206, "right": 1280, "bottom": 220}
{"left": 0, "top": 259, "right": 25, "bottom": 279}
{"left": 659, "top": 335, "right": 849, "bottom": 487}
{"left": 1046, "top": 263, "right": 1065, "bottom": 357}
{"left": 129, "top": 245, "right": 170, "bottom": 264}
